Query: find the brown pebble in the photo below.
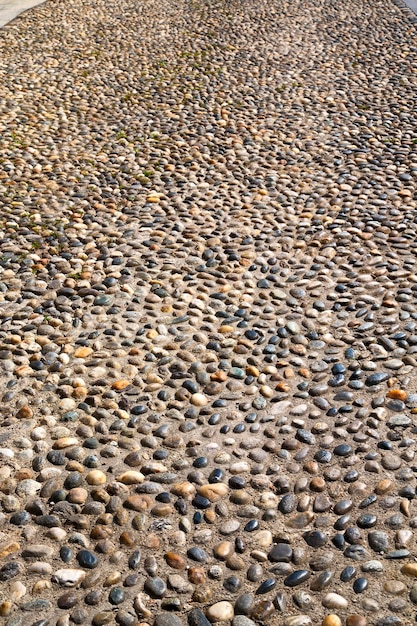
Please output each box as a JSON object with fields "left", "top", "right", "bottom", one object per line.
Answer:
{"left": 57, "top": 591, "right": 79, "bottom": 609}
{"left": 346, "top": 616, "right": 367, "bottom": 626}
{"left": 192, "top": 585, "right": 213, "bottom": 603}
{"left": 16, "top": 405, "right": 33, "bottom": 419}
{"left": 165, "top": 552, "right": 187, "bottom": 570}
{"left": 188, "top": 566, "right": 206, "bottom": 584}
{"left": 310, "top": 477, "right": 326, "bottom": 491}
{"left": 250, "top": 600, "right": 275, "bottom": 620}
{"left": 119, "top": 531, "right": 135, "bottom": 546}
{"left": 0, "top": 602, "right": 12, "bottom": 617}
{"left": 125, "top": 495, "right": 153, "bottom": 511}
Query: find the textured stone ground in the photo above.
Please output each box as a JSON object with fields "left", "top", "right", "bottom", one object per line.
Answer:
{"left": 1, "top": 0, "right": 417, "bottom": 625}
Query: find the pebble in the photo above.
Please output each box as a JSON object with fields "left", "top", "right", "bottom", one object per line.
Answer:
{"left": 206, "top": 602, "right": 234, "bottom": 622}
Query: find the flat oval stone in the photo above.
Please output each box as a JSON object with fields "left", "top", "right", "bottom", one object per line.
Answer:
{"left": 322, "top": 593, "right": 348, "bottom": 609}
{"left": 284, "top": 570, "right": 311, "bottom": 587}
{"left": 310, "top": 570, "right": 333, "bottom": 591}
{"left": 77, "top": 550, "right": 98, "bottom": 569}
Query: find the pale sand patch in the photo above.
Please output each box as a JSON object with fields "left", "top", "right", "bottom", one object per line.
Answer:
{"left": 0, "top": 0, "right": 46, "bottom": 27}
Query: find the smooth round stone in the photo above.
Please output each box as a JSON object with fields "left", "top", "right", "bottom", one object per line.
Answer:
{"left": 77, "top": 550, "right": 98, "bottom": 569}
{"left": 353, "top": 578, "right": 368, "bottom": 594}
{"left": 187, "top": 548, "right": 207, "bottom": 563}
{"left": 249, "top": 600, "right": 274, "bottom": 621}
{"left": 234, "top": 594, "right": 254, "bottom": 616}
{"left": 256, "top": 579, "right": 276, "bottom": 595}
{"left": 284, "top": 570, "right": 310, "bottom": 587}
{"left": 293, "top": 591, "right": 312, "bottom": 609}
{"left": 346, "top": 617, "right": 367, "bottom": 626}
{"left": 384, "top": 581, "right": 407, "bottom": 595}
{"left": 108, "top": 587, "right": 124, "bottom": 605}
{"left": 357, "top": 514, "right": 377, "bottom": 529}
{"left": 304, "top": 530, "right": 327, "bottom": 548}
{"left": 361, "top": 561, "right": 383, "bottom": 573}
{"left": 144, "top": 577, "right": 167, "bottom": 598}
{"left": 268, "top": 544, "right": 292, "bottom": 562}
{"left": 310, "top": 571, "right": 333, "bottom": 591}
{"left": 368, "top": 531, "right": 389, "bottom": 553}
{"left": 57, "top": 591, "right": 78, "bottom": 609}
{"left": 206, "top": 601, "right": 234, "bottom": 622}
{"left": 340, "top": 566, "right": 356, "bottom": 582}
{"left": 233, "top": 617, "right": 256, "bottom": 626}
{"left": 224, "top": 576, "right": 241, "bottom": 593}
{"left": 322, "top": 593, "right": 348, "bottom": 609}
{"left": 188, "top": 609, "right": 212, "bottom": 626}
{"left": 154, "top": 614, "right": 184, "bottom": 626}
{"left": 92, "top": 612, "right": 114, "bottom": 626}
{"left": 247, "top": 563, "right": 263, "bottom": 582}
{"left": 322, "top": 616, "right": 342, "bottom": 626}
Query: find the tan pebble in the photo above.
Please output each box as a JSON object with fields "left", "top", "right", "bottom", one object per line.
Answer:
{"left": 230, "top": 490, "right": 251, "bottom": 504}
{"left": 53, "top": 437, "right": 79, "bottom": 449}
{"left": 16, "top": 405, "right": 33, "bottom": 419}
{"left": 117, "top": 471, "right": 144, "bottom": 485}
{"left": 198, "top": 483, "right": 229, "bottom": 502}
{"left": 260, "top": 385, "right": 274, "bottom": 398}
{"left": 104, "top": 571, "right": 122, "bottom": 586}
{"left": 383, "top": 580, "right": 407, "bottom": 594}
{"left": 126, "top": 495, "right": 153, "bottom": 511}
{"left": 134, "top": 593, "right": 152, "bottom": 618}
{"left": 375, "top": 479, "right": 393, "bottom": 494}
{"left": 0, "top": 541, "right": 20, "bottom": 558}
{"left": 323, "top": 616, "right": 342, "bottom": 626}
{"left": 73, "top": 387, "right": 87, "bottom": 398}
{"left": 213, "top": 541, "right": 234, "bottom": 559}
{"left": 10, "top": 581, "right": 26, "bottom": 601}
{"left": 171, "top": 482, "right": 196, "bottom": 498}
{"left": 144, "top": 534, "right": 160, "bottom": 549}
{"left": 322, "top": 593, "right": 348, "bottom": 609}
{"left": 151, "top": 503, "right": 174, "bottom": 517}
{"left": 188, "top": 566, "right": 206, "bottom": 584}
{"left": 254, "top": 530, "right": 273, "bottom": 547}
{"left": 402, "top": 563, "right": 417, "bottom": 577}
{"left": 206, "top": 601, "right": 234, "bottom": 622}
{"left": 74, "top": 346, "right": 93, "bottom": 358}
{"left": 191, "top": 393, "right": 208, "bottom": 407}
{"left": 400, "top": 499, "right": 411, "bottom": 516}
{"left": 67, "top": 488, "right": 88, "bottom": 504}
{"left": 33, "top": 580, "right": 51, "bottom": 592}
{"left": 146, "top": 194, "right": 160, "bottom": 203}
{"left": 219, "top": 325, "right": 234, "bottom": 333}
{"left": 204, "top": 509, "right": 216, "bottom": 523}
{"left": 86, "top": 470, "right": 106, "bottom": 485}
{"left": 112, "top": 380, "right": 131, "bottom": 390}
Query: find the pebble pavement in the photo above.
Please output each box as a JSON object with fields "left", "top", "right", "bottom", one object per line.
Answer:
{"left": 0, "top": 0, "right": 417, "bottom": 624}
